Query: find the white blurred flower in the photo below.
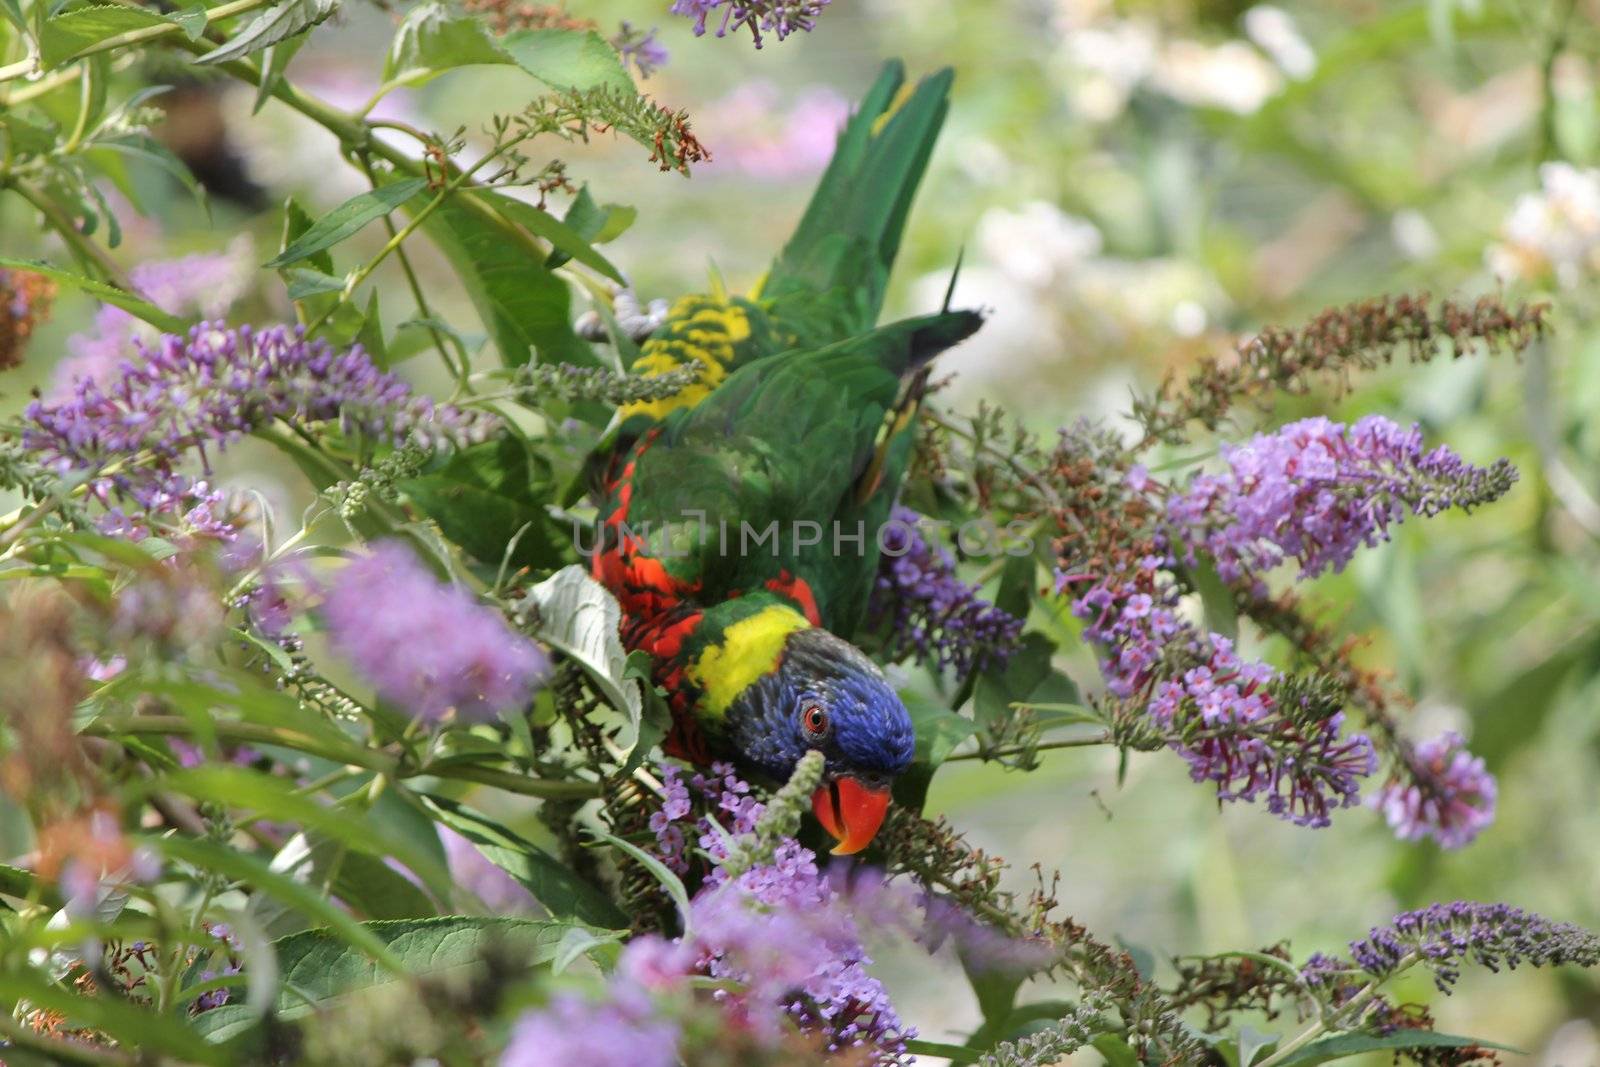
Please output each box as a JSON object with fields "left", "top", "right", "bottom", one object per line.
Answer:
{"left": 1061, "top": 20, "right": 1159, "bottom": 122}
{"left": 1170, "top": 299, "right": 1208, "bottom": 337}
{"left": 976, "top": 201, "right": 1102, "bottom": 287}
{"left": 1152, "top": 39, "right": 1283, "bottom": 114}
{"left": 1487, "top": 162, "right": 1600, "bottom": 287}
{"left": 1244, "top": 5, "right": 1315, "bottom": 80}
{"left": 1390, "top": 209, "right": 1440, "bottom": 261}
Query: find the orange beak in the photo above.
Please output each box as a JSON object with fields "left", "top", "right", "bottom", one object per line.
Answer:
{"left": 811, "top": 776, "right": 892, "bottom": 855}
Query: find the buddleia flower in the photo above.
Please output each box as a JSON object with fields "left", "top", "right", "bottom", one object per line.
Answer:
{"left": 320, "top": 542, "right": 548, "bottom": 724}
{"left": 25, "top": 323, "right": 496, "bottom": 529}
{"left": 1371, "top": 731, "right": 1497, "bottom": 849}
{"left": 866, "top": 506, "right": 1023, "bottom": 677}
{"left": 1166, "top": 415, "right": 1516, "bottom": 591}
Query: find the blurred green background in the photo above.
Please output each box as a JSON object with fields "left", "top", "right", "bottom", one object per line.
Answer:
{"left": 6, "top": 0, "right": 1599, "bottom": 1060}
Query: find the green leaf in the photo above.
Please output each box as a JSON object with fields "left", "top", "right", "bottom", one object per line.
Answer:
{"left": 383, "top": 1, "right": 510, "bottom": 84}
{"left": 314, "top": 839, "right": 437, "bottom": 920}
{"left": 284, "top": 266, "right": 345, "bottom": 301}
{"left": 253, "top": 33, "right": 306, "bottom": 113}
{"left": 279, "top": 196, "right": 333, "bottom": 274}
{"left": 39, "top": 4, "right": 176, "bottom": 67}
{"left": 152, "top": 766, "right": 455, "bottom": 904}
{"left": 973, "top": 632, "right": 1055, "bottom": 734}
{"left": 419, "top": 192, "right": 593, "bottom": 367}
{"left": 0, "top": 0, "right": 26, "bottom": 34}
{"left": 588, "top": 828, "right": 692, "bottom": 929}
{"left": 171, "top": 1, "right": 208, "bottom": 39}
{"left": 1, "top": 112, "right": 58, "bottom": 157}
{"left": 903, "top": 1040, "right": 982, "bottom": 1064}
{"left": 265, "top": 179, "right": 427, "bottom": 269}
{"left": 90, "top": 131, "right": 209, "bottom": 213}
{"left": 195, "top": 0, "right": 339, "bottom": 64}
{"left": 963, "top": 946, "right": 1024, "bottom": 1030}
{"left": 0, "top": 861, "right": 38, "bottom": 899}
{"left": 1237, "top": 1026, "right": 1276, "bottom": 1067}
{"left": 0, "top": 257, "right": 188, "bottom": 333}
{"left": 1186, "top": 555, "right": 1238, "bottom": 642}
{"left": 489, "top": 190, "right": 625, "bottom": 283}
{"left": 1092, "top": 1033, "right": 1141, "bottom": 1066}
{"left": 0, "top": 970, "right": 226, "bottom": 1064}
{"left": 148, "top": 835, "right": 407, "bottom": 975}
{"left": 423, "top": 795, "right": 626, "bottom": 928}
{"left": 499, "top": 27, "right": 634, "bottom": 94}
{"left": 191, "top": 917, "right": 596, "bottom": 1041}
{"left": 562, "top": 186, "right": 636, "bottom": 246}
{"left": 526, "top": 566, "right": 643, "bottom": 742}
{"left": 1274, "top": 1031, "right": 1518, "bottom": 1066}
{"left": 402, "top": 477, "right": 548, "bottom": 567}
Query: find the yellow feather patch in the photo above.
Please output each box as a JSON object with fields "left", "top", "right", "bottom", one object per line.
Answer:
{"left": 687, "top": 605, "right": 810, "bottom": 718}
{"left": 619, "top": 295, "right": 751, "bottom": 422}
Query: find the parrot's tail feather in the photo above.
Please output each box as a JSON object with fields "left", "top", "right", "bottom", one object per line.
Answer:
{"left": 761, "top": 61, "right": 955, "bottom": 338}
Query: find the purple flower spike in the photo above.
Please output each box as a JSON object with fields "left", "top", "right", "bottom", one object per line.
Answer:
{"left": 321, "top": 542, "right": 548, "bottom": 724}
{"left": 867, "top": 507, "right": 1023, "bottom": 676}
{"left": 1372, "top": 731, "right": 1497, "bottom": 848}
{"left": 25, "top": 323, "right": 497, "bottom": 522}
{"left": 1168, "top": 415, "right": 1516, "bottom": 589}
{"left": 1344, "top": 901, "right": 1600, "bottom": 993}
{"left": 669, "top": 0, "right": 830, "bottom": 46}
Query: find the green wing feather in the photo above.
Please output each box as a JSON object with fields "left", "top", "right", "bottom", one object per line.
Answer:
{"left": 620, "top": 311, "right": 982, "bottom": 627}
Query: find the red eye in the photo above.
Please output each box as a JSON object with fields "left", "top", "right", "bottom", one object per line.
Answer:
{"left": 801, "top": 703, "right": 829, "bottom": 737}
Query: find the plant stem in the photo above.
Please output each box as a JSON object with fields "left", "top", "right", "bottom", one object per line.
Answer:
{"left": 6, "top": 179, "right": 132, "bottom": 288}
{"left": 306, "top": 135, "right": 523, "bottom": 336}
{"left": 1254, "top": 952, "right": 1418, "bottom": 1067}
{"left": 85, "top": 715, "right": 603, "bottom": 799}
{"left": 60, "top": 0, "right": 276, "bottom": 67}
{"left": 356, "top": 154, "right": 472, "bottom": 393}
{"left": 944, "top": 731, "right": 1114, "bottom": 762}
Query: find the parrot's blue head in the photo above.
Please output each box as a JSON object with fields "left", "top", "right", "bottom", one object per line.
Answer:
{"left": 726, "top": 627, "right": 914, "bottom": 854}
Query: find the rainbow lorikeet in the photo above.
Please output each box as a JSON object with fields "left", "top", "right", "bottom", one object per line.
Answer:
{"left": 588, "top": 62, "right": 980, "bottom": 854}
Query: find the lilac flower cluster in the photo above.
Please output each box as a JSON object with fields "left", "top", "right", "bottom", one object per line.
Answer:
{"left": 54, "top": 239, "right": 252, "bottom": 392}
{"left": 867, "top": 507, "right": 1023, "bottom": 677}
{"left": 649, "top": 761, "right": 763, "bottom": 874}
{"left": 1167, "top": 416, "right": 1517, "bottom": 590}
{"left": 696, "top": 839, "right": 913, "bottom": 1057}
{"left": 320, "top": 542, "right": 549, "bottom": 724}
{"left": 1314, "top": 902, "right": 1600, "bottom": 994}
{"left": 502, "top": 981, "right": 680, "bottom": 1067}
{"left": 1065, "top": 566, "right": 1376, "bottom": 827}
{"left": 25, "top": 323, "right": 496, "bottom": 528}
{"left": 1372, "top": 731, "right": 1497, "bottom": 848}
{"left": 611, "top": 22, "right": 667, "bottom": 77}
{"left": 504, "top": 833, "right": 912, "bottom": 1065}
{"left": 669, "top": 0, "right": 830, "bottom": 46}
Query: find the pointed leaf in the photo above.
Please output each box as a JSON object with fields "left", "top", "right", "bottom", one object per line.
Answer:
{"left": 265, "top": 178, "right": 427, "bottom": 268}
{"left": 422, "top": 795, "right": 626, "bottom": 928}
{"left": 0, "top": 257, "right": 188, "bottom": 333}
{"left": 195, "top": 0, "right": 339, "bottom": 64}
{"left": 39, "top": 4, "right": 176, "bottom": 67}
{"left": 383, "top": 1, "right": 510, "bottom": 83}
{"left": 489, "top": 191, "right": 624, "bottom": 282}
{"left": 499, "top": 27, "right": 633, "bottom": 94}
{"left": 1275, "top": 1031, "right": 1518, "bottom": 1066}
{"left": 419, "top": 192, "right": 593, "bottom": 367}
{"left": 527, "top": 566, "right": 642, "bottom": 738}
{"left": 191, "top": 917, "right": 597, "bottom": 1041}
